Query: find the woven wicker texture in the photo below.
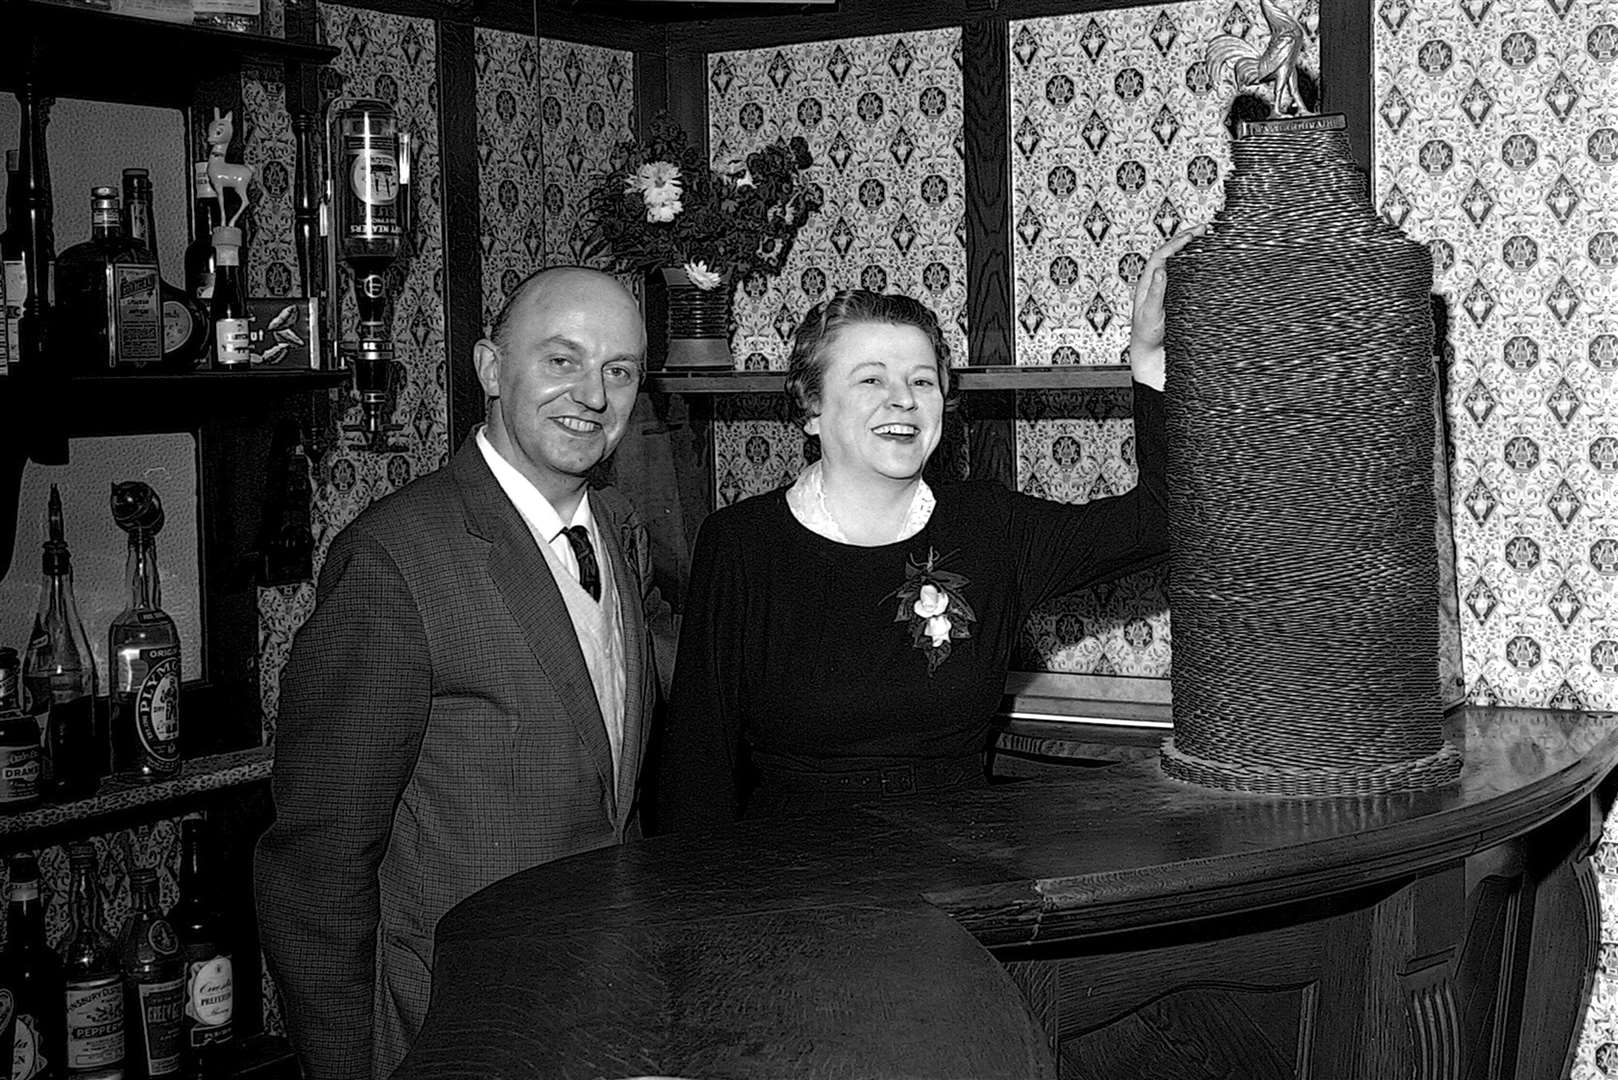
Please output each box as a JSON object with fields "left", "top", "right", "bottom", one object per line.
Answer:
{"left": 1158, "top": 120, "right": 1460, "bottom": 796}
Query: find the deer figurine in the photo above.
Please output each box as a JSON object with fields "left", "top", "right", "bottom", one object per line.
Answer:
{"left": 204, "top": 108, "right": 256, "bottom": 228}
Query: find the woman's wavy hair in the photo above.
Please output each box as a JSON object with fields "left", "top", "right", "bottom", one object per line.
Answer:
{"left": 783, "top": 290, "right": 957, "bottom": 453}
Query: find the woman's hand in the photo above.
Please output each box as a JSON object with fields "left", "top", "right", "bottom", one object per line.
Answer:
{"left": 1128, "top": 225, "right": 1206, "bottom": 392}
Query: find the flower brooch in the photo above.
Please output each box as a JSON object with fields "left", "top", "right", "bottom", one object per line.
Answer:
{"left": 886, "top": 548, "right": 976, "bottom": 674}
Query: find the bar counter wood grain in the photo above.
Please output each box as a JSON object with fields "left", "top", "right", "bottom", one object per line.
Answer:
{"left": 395, "top": 707, "right": 1618, "bottom": 1080}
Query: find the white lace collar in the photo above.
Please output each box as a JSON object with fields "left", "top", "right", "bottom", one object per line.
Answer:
{"left": 785, "top": 460, "right": 935, "bottom": 544}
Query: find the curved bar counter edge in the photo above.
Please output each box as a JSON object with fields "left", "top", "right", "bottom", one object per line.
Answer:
{"left": 394, "top": 707, "right": 1618, "bottom": 1080}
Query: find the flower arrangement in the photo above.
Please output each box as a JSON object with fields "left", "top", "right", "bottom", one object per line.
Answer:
{"left": 886, "top": 548, "right": 977, "bottom": 675}
{"left": 585, "top": 115, "right": 824, "bottom": 291}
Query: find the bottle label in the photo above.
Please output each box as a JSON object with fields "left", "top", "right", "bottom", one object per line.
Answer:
{"left": 344, "top": 137, "right": 401, "bottom": 238}
{"left": 12, "top": 1010, "right": 45, "bottom": 1079}
{"left": 114, "top": 264, "right": 162, "bottom": 364}
{"left": 0, "top": 741, "right": 41, "bottom": 804}
{"left": 186, "top": 956, "right": 234, "bottom": 1040}
{"left": 65, "top": 979, "right": 124, "bottom": 1069}
{"left": 135, "top": 976, "right": 185, "bottom": 1076}
{"left": 162, "top": 298, "right": 194, "bottom": 355}
{"left": 215, "top": 317, "right": 251, "bottom": 366}
{"left": 135, "top": 649, "right": 180, "bottom": 763}
{"left": 3, "top": 258, "right": 24, "bottom": 368}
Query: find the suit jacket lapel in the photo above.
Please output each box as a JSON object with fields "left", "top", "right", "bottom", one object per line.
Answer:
{"left": 599, "top": 514, "right": 648, "bottom": 831}
{"left": 450, "top": 445, "right": 616, "bottom": 809}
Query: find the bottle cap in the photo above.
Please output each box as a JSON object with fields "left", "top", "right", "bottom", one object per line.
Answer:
{"left": 91, "top": 184, "right": 117, "bottom": 200}
{"left": 6, "top": 854, "right": 40, "bottom": 883}
{"left": 211, "top": 225, "right": 243, "bottom": 248}
{"left": 129, "top": 866, "right": 157, "bottom": 886}
{"left": 67, "top": 841, "right": 97, "bottom": 867}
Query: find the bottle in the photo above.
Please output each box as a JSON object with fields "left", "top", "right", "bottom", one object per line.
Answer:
{"left": 119, "top": 867, "right": 185, "bottom": 1079}
{"left": 208, "top": 226, "right": 249, "bottom": 370}
{"left": 54, "top": 186, "right": 162, "bottom": 371}
{"left": 122, "top": 168, "right": 207, "bottom": 370}
{"left": 61, "top": 843, "right": 125, "bottom": 1078}
{"left": 3, "top": 852, "right": 68, "bottom": 1080}
{"left": 0, "top": 646, "right": 44, "bottom": 810}
{"left": 109, "top": 482, "right": 181, "bottom": 781}
{"left": 168, "top": 819, "right": 232, "bottom": 1078}
{"left": 10, "top": 85, "right": 55, "bottom": 373}
{"left": 182, "top": 164, "right": 220, "bottom": 306}
{"left": 23, "top": 485, "right": 104, "bottom": 798}
{"left": 3, "top": 148, "right": 22, "bottom": 375}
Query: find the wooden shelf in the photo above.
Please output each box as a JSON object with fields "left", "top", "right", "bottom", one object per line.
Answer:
{"left": 0, "top": 743, "right": 272, "bottom": 851}
{"left": 646, "top": 364, "right": 1136, "bottom": 394}
{"left": 1, "top": 0, "right": 338, "bottom": 106}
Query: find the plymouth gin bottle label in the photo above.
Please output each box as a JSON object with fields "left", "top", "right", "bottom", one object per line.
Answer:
{"left": 110, "top": 482, "right": 181, "bottom": 781}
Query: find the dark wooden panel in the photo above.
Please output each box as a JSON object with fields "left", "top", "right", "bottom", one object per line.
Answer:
{"left": 535, "top": 0, "right": 668, "bottom": 50}
{"left": 962, "top": 11, "right": 1013, "bottom": 368}
{"left": 1318, "top": 0, "right": 1373, "bottom": 174}
{"left": 438, "top": 18, "right": 486, "bottom": 455}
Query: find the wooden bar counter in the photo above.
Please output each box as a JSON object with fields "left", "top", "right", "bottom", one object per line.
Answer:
{"left": 394, "top": 707, "right": 1618, "bottom": 1080}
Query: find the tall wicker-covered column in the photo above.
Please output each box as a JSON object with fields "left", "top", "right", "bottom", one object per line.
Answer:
{"left": 1158, "top": 116, "right": 1461, "bottom": 796}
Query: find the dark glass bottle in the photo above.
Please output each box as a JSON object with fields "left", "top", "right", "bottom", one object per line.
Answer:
{"left": 119, "top": 867, "right": 185, "bottom": 1079}
{"left": 208, "top": 226, "right": 249, "bottom": 369}
{"left": 9, "top": 84, "right": 54, "bottom": 373}
{"left": 0, "top": 646, "right": 43, "bottom": 810}
{"left": 3, "top": 852, "right": 68, "bottom": 1080}
{"left": 54, "top": 186, "right": 162, "bottom": 372}
{"left": 22, "top": 484, "right": 103, "bottom": 798}
{"left": 122, "top": 168, "right": 207, "bottom": 371}
{"left": 167, "top": 819, "right": 233, "bottom": 1078}
{"left": 3, "top": 148, "right": 22, "bottom": 375}
{"left": 61, "top": 843, "right": 124, "bottom": 1078}
{"left": 182, "top": 164, "right": 220, "bottom": 307}
{"left": 109, "top": 483, "right": 182, "bottom": 781}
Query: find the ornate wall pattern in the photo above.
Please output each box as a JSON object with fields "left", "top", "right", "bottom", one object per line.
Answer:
{"left": 1009, "top": 1, "right": 1320, "bottom": 368}
{"left": 538, "top": 38, "right": 636, "bottom": 276}
{"left": 1371, "top": 2, "right": 1617, "bottom": 1073}
{"left": 711, "top": 29, "right": 968, "bottom": 371}
{"left": 478, "top": 28, "right": 543, "bottom": 330}
{"left": 242, "top": 62, "right": 299, "bottom": 300}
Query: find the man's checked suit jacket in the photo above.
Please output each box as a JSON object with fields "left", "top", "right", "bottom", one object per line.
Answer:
{"left": 254, "top": 440, "right": 660, "bottom": 1080}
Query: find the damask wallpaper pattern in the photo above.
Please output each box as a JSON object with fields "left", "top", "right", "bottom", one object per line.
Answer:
{"left": 1372, "top": 1, "right": 1618, "bottom": 1072}
{"left": 538, "top": 38, "right": 637, "bottom": 278}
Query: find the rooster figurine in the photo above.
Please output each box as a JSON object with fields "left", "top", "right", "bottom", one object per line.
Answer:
{"left": 1205, "top": 0, "right": 1309, "bottom": 117}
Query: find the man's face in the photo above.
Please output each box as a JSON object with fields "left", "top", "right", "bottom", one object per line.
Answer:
{"left": 474, "top": 271, "right": 646, "bottom": 505}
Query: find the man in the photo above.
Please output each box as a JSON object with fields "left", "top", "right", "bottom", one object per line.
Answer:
{"left": 255, "top": 267, "right": 662, "bottom": 1079}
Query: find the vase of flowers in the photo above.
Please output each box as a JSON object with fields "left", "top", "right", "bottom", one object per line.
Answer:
{"left": 586, "top": 116, "right": 823, "bottom": 369}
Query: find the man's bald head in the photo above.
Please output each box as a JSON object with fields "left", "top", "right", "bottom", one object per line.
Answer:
{"left": 489, "top": 266, "right": 644, "bottom": 355}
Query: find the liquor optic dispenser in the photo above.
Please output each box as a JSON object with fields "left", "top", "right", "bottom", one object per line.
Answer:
{"left": 327, "top": 98, "right": 413, "bottom": 452}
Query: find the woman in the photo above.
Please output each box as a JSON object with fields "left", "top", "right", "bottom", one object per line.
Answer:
{"left": 656, "top": 231, "right": 1198, "bottom": 830}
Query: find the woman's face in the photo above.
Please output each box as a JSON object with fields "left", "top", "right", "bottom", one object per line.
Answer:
{"left": 806, "top": 321, "right": 944, "bottom": 486}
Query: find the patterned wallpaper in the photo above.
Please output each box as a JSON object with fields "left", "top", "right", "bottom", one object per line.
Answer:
{"left": 537, "top": 37, "right": 637, "bottom": 281}
{"left": 712, "top": 29, "right": 969, "bottom": 370}
{"left": 1010, "top": 2, "right": 1320, "bottom": 368}
{"left": 1372, "top": 1, "right": 1618, "bottom": 1073}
